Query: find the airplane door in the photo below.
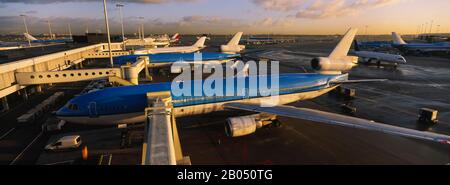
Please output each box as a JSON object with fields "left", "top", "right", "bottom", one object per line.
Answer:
{"left": 88, "top": 102, "right": 98, "bottom": 118}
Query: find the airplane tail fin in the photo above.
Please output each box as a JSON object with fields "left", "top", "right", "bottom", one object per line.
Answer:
{"left": 226, "top": 32, "right": 243, "bottom": 46}
{"left": 353, "top": 40, "right": 360, "bottom": 51}
{"left": 171, "top": 33, "right": 180, "bottom": 40}
{"left": 193, "top": 36, "right": 207, "bottom": 47}
{"left": 392, "top": 32, "right": 407, "bottom": 45}
{"left": 329, "top": 28, "right": 358, "bottom": 59}
{"left": 24, "top": 33, "right": 37, "bottom": 41}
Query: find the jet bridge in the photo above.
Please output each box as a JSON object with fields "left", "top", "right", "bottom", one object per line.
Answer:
{"left": 14, "top": 56, "right": 151, "bottom": 86}
{"left": 141, "top": 91, "right": 190, "bottom": 165}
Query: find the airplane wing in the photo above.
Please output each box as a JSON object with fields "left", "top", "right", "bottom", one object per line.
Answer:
{"left": 223, "top": 102, "right": 450, "bottom": 145}
{"left": 329, "top": 79, "right": 387, "bottom": 84}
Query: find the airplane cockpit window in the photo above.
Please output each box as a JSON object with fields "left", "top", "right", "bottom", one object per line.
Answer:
{"left": 67, "top": 104, "right": 79, "bottom": 110}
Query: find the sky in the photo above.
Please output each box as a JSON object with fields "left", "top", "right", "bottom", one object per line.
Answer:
{"left": 0, "top": 0, "right": 449, "bottom": 35}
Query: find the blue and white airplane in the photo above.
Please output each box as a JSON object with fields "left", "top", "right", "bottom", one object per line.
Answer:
{"left": 113, "top": 52, "right": 241, "bottom": 68}
{"left": 56, "top": 28, "right": 450, "bottom": 145}
{"left": 392, "top": 32, "right": 450, "bottom": 54}
{"left": 355, "top": 40, "right": 392, "bottom": 49}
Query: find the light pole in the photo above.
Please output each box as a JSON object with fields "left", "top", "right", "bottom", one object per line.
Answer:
{"left": 429, "top": 20, "right": 433, "bottom": 34}
{"left": 424, "top": 22, "right": 428, "bottom": 35}
{"left": 139, "top": 16, "right": 144, "bottom": 39}
{"left": 103, "top": 0, "right": 114, "bottom": 68}
{"left": 20, "top": 14, "right": 31, "bottom": 46}
{"left": 116, "top": 3, "right": 125, "bottom": 50}
{"left": 138, "top": 26, "right": 141, "bottom": 40}
{"left": 68, "top": 23, "right": 72, "bottom": 39}
{"left": 46, "top": 20, "right": 53, "bottom": 39}
{"left": 364, "top": 25, "right": 368, "bottom": 41}
{"left": 420, "top": 24, "right": 423, "bottom": 35}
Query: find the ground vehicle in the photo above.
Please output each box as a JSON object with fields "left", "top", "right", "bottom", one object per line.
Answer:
{"left": 45, "top": 135, "right": 82, "bottom": 151}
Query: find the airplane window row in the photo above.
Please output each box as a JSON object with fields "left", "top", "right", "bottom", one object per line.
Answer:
{"left": 30, "top": 71, "right": 111, "bottom": 79}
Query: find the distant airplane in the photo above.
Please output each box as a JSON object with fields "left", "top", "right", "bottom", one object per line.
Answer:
{"left": 141, "top": 33, "right": 181, "bottom": 47}
{"left": 352, "top": 40, "right": 406, "bottom": 67}
{"left": 354, "top": 40, "right": 392, "bottom": 49}
{"left": 169, "top": 33, "right": 181, "bottom": 43}
{"left": 0, "top": 40, "right": 23, "bottom": 51}
{"left": 24, "top": 33, "right": 72, "bottom": 44}
{"left": 134, "top": 36, "right": 207, "bottom": 54}
{"left": 56, "top": 28, "right": 450, "bottom": 145}
{"left": 392, "top": 32, "right": 450, "bottom": 54}
{"left": 242, "top": 36, "right": 275, "bottom": 45}
{"left": 221, "top": 32, "right": 245, "bottom": 53}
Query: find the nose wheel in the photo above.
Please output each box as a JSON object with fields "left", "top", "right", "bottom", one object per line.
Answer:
{"left": 270, "top": 119, "right": 282, "bottom": 128}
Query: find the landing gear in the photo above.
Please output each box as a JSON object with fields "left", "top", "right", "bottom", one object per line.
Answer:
{"left": 270, "top": 119, "right": 282, "bottom": 128}
{"left": 376, "top": 61, "right": 381, "bottom": 68}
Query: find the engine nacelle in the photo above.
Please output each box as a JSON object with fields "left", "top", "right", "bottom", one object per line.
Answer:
{"left": 221, "top": 45, "right": 245, "bottom": 53}
{"left": 225, "top": 114, "right": 277, "bottom": 137}
{"left": 311, "top": 56, "right": 358, "bottom": 74}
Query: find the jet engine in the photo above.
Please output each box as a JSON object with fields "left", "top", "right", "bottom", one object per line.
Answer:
{"left": 311, "top": 56, "right": 358, "bottom": 74}
{"left": 225, "top": 114, "right": 277, "bottom": 137}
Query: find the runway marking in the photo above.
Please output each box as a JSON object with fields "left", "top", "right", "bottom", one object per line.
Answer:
{"left": 9, "top": 131, "right": 43, "bottom": 165}
{"left": 0, "top": 128, "right": 15, "bottom": 140}
{"left": 44, "top": 160, "right": 75, "bottom": 165}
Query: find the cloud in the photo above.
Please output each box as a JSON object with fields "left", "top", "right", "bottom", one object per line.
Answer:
{"left": 24, "top": 10, "right": 38, "bottom": 14}
{"left": 251, "top": 0, "right": 305, "bottom": 11}
{"left": 252, "top": 0, "right": 402, "bottom": 19}
{"left": 0, "top": 0, "right": 197, "bottom": 4}
{"left": 294, "top": 0, "right": 400, "bottom": 19}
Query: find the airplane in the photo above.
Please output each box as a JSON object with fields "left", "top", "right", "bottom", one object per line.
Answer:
{"left": 0, "top": 40, "right": 23, "bottom": 51}
{"left": 242, "top": 36, "right": 275, "bottom": 45}
{"left": 56, "top": 28, "right": 450, "bottom": 145}
{"left": 113, "top": 52, "right": 241, "bottom": 68}
{"left": 352, "top": 40, "right": 406, "bottom": 67}
{"left": 24, "top": 33, "right": 72, "bottom": 44}
{"left": 170, "top": 33, "right": 181, "bottom": 43}
{"left": 133, "top": 36, "right": 207, "bottom": 54}
{"left": 354, "top": 40, "right": 392, "bottom": 49}
{"left": 392, "top": 32, "right": 450, "bottom": 54}
{"left": 155, "top": 33, "right": 180, "bottom": 43}
{"left": 221, "top": 32, "right": 245, "bottom": 53}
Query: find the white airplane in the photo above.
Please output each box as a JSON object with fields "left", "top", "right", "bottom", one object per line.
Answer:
{"left": 221, "top": 32, "right": 245, "bottom": 53}
{"left": 134, "top": 36, "right": 207, "bottom": 54}
{"left": 56, "top": 28, "right": 450, "bottom": 145}
{"left": 155, "top": 33, "right": 181, "bottom": 43}
{"left": 24, "top": 33, "right": 71, "bottom": 43}
{"left": 352, "top": 40, "right": 406, "bottom": 66}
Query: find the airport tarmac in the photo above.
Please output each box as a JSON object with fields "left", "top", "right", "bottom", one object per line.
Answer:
{"left": 1, "top": 36, "right": 449, "bottom": 165}
{"left": 175, "top": 39, "right": 450, "bottom": 164}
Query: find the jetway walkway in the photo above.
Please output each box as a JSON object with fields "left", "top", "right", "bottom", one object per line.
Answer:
{"left": 15, "top": 68, "right": 122, "bottom": 85}
{"left": 0, "top": 42, "right": 124, "bottom": 102}
{"left": 84, "top": 51, "right": 129, "bottom": 59}
{"left": 141, "top": 91, "right": 190, "bottom": 165}
{"left": 14, "top": 56, "right": 151, "bottom": 86}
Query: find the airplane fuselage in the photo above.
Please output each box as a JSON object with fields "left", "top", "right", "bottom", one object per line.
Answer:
{"left": 134, "top": 46, "right": 203, "bottom": 55}
{"left": 56, "top": 73, "right": 346, "bottom": 125}
{"left": 353, "top": 51, "right": 406, "bottom": 64}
